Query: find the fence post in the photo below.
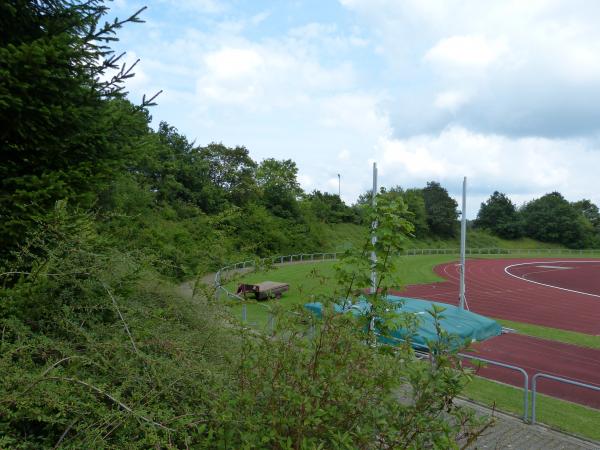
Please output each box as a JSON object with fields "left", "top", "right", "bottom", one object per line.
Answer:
{"left": 459, "top": 354, "right": 529, "bottom": 421}
{"left": 531, "top": 373, "right": 600, "bottom": 424}
{"left": 214, "top": 271, "right": 221, "bottom": 301}
{"left": 268, "top": 312, "right": 274, "bottom": 333}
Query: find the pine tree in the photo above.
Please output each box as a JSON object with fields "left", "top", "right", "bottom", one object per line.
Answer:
{"left": 0, "top": 0, "right": 154, "bottom": 258}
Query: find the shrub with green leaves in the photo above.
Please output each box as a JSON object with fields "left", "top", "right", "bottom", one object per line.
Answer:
{"left": 0, "top": 197, "right": 490, "bottom": 448}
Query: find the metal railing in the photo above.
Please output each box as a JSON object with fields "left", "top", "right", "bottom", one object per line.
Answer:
{"left": 214, "top": 252, "right": 341, "bottom": 300}
{"left": 403, "top": 248, "right": 600, "bottom": 256}
{"left": 459, "top": 354, "right": 530, "bottom": 421}
{"left": 531, "top": 373, "right": 600, "bottom": 424}
{"left": 214, "top": 248, "right": 600, "bottom": 301}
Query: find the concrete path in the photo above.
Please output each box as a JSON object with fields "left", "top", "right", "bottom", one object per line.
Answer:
{"left": 460, "top": 399, "right": 599, "bottom": 449}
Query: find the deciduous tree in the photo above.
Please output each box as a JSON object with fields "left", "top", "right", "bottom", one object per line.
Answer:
{"left": 422, "top": 181, "right": 459, "bottom": 238}
{"left": 521, "top": 192, "right": 589, "bottom": 248}
{"left": 475, "top": 191, "right": 523, "bottom": 239}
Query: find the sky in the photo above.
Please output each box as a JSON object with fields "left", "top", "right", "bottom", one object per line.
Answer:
{"left": 108, "top": 0, "right": 600, "bottom": 217}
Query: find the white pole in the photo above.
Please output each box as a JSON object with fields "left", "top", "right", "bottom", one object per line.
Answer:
{"left": 459, "top": 176, "right": 467, "bottom": 310}
{"left": 370, "top": 163, "right": 378, "bottom": 294}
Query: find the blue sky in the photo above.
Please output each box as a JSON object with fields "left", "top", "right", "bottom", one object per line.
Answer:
{"left": 108, "top": 0, "right": 600, "bottom": 217}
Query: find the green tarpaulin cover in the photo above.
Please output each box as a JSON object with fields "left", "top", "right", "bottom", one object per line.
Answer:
{"left": 304, "top": 295, "right": 501, "bottom": 351}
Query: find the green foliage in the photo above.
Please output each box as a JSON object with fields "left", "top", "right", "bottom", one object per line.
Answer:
{"left": 572, "top": 199, "right": 600, "bottom": 231}
{"left": 257, "top": 158, "right": 302, "bottom": 218}
{"left": 571, "top": 199, "right": 600, "bottom": 247}
{"left": 217, "top": 192, "right": 488, "bottom": 448}
{"left": 0, "top": 204, "right": 236, "bottom": 448}
{"left": 337, "top": 193, "right": 415, "bottom": 338}
{"left": 217, "top": 203, "right": 306, "bottom": 257}
{"left": 0, "top": 0, "right": 150, "bottom": 259}
{"left": 403, "top": 188, "right": 430, "bottom": 238}
{"left": 303, "top": 190, "right": 358, "bottom": 223}
{"left": 200, "top": 143, "right": 259, "bottom": 208}
{"left": 521, "top": 192, "right": 590, "bottom": 248}
{"left": 422, "top": 182, "right": 459, "bottom": 238}
{"left": 0, "top": 190, "right": 487, "bottom": 448}
{"left": 299, "top": 193, "right": 487, "bottom": 446}
{"left": 474, "top": 191, "right": 524, "bottom": 239}
{"left": 473, "top": 192, "right": 600, "bottom": 248}
{"left": 217, "top": 306, "right": 485, "bottom": 449}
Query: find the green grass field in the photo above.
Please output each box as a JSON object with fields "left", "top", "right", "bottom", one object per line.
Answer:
{"left": 464, "top": 377, "right": 600, "bottom": 441}
{"left": 223, "top": 254, "right": 455, "bottom": 325}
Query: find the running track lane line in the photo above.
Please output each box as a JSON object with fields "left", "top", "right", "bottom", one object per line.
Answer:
{"left": 504, "top": 261, "right": 600, "bottom": 299}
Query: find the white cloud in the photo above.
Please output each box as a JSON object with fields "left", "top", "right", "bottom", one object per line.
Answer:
{"left": 425, "top": 35, "right": 509, "bottom": 70}
{"left": 340, "top": 0, "right": 600, "bottom": 138}
{"left": 375, "top": 126, "right": 600, "bottom": 211}
{"left": 160, "top": 0, "right": 225, "bottom": 14}
{"left": 319, "top": 93, "right": 391, "bottom": 136}
{"left": 380, "top": 139, "right": 447, "bottom": 177}
{"left": 434, "top": 90, "right": 469, "bottom": 112}
{"left": 298, "top": 174, "right": 314, "bottom": 191}
{"left": 327, "top": 177, "right": 341, "bottom": 191}
{"left": 338, "top": 149, "right": 351, "bottom": 161}
{"left": 204, "top": 47, "right": 263, "bottom": 81}
{"left": 195, "top": 38, "right": 357, "bottom": 109}
{"left": 112, "top": 0, "right": 600, "bottom": 212}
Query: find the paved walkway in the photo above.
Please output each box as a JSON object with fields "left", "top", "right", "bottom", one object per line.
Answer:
{"left": 460, "top": 399, "right": 599, "bottom": 449}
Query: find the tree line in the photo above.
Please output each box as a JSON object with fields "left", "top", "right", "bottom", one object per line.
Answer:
{"left": 356, "top": 185, "right": 600, "bottom": 249}
{"left": 474, "top": 191, "right": 600, "bottom": 248}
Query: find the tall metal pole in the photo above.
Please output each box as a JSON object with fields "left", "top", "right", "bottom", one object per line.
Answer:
{"left": 459, "top": 176, "right": 467, "bottom": 310}
{"left": 338, "top": 173, "right": 341, "bottom": 197}
{"left": 370, "top": 163, "right": 378, "bottom": 294}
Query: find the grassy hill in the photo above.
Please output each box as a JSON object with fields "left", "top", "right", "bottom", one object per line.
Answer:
{"left": 319, "top": 223, "right": 567, "bottom": 254}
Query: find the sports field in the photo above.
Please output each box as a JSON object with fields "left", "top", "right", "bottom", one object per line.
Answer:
{"left": 222, "top": 256, "right": 600, "bottom": 409}
{"left": 395, "top": 258, "right": 600, "bottom": 333}
{"left": 392, "top": 258, "right": 600, "bottom": 408}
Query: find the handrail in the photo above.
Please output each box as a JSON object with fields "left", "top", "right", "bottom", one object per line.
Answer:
{"left": 458, "top": 353, "right": 529, "bottom": 421}
{"left": 531, "top": 373, "right": 600, "bottom": 424}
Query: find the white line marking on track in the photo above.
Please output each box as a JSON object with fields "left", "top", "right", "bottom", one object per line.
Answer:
{"left": 504, "top": 261, "right": 600, "bottom": 299}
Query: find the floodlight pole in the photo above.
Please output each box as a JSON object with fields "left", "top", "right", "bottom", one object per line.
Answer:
{"left": 338, "top": 173, "right": 341, "bottom": 197}
{"left": 459, "top": 176, "right": 467, "bottom": 310}
{"left": 370, "top": 163, "right": 378, "bottom": 294}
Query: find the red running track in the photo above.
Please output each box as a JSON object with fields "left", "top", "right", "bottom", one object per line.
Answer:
{"left": 392, "top": 258, "right": 600, "bottom": 334}
{"left": 391, "top": 258, "right": 600, "bottom": 408}
{"left": 506, "top": 260, "right": 600, "bottom": 296}
{"left": 469, "top": 333, "right": 600, "bottom": 409}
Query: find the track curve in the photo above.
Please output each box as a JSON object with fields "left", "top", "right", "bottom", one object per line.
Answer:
{"left": 393, "top": 258, "right": 600, "bottom": 334}
{"left": 391, "top": 258, "right": 600, "bottom": 408}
